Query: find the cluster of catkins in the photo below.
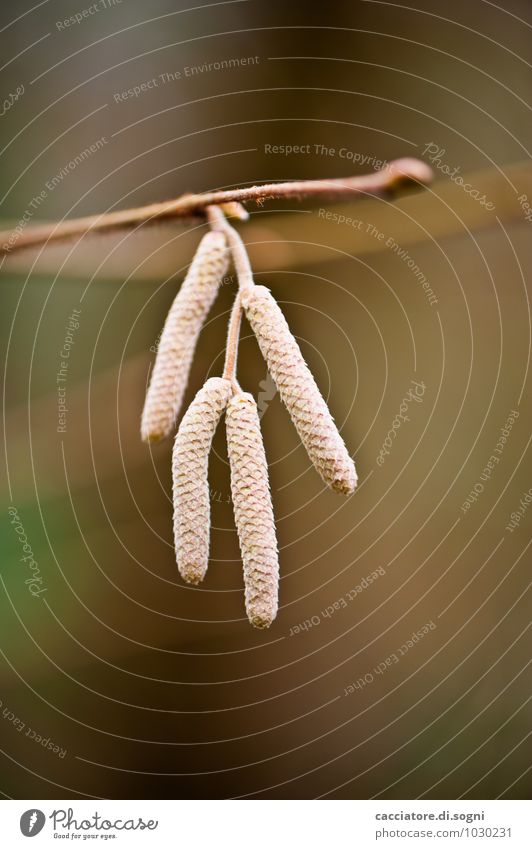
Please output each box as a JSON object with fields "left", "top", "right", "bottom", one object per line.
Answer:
{"left": 141, "top": 211, "right": 357, "bottom": 628}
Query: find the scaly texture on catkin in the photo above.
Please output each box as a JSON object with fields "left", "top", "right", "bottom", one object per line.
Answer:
{"left": 226, "top": 392, "right": 279, "bottom": 628}
{"left": 241, "top": 285, "right": 357, "bottom": 495}
{"left": 173, "top": 377, "right": 233, "bottom": 585}
{"left": 141, "top": 231, "right": 229, "bottom": 442}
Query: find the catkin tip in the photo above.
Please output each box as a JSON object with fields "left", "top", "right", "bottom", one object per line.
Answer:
{"left": 249, "top": 606, "right": 276, "bottom": 629}
{"left": 180, "top": 564, "right": 205, "bottom": 585}
{"left": 141, "top": 427, "right": 164, "bottom": 444}
{"left": 332, "top": 463, "right": 358, "bottom": 495}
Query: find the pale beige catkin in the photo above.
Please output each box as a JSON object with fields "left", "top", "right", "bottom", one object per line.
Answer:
{"left": 226, "top": 392, "right": 279, "bottom": 628}
{"left": 241, "top": 285, "right": 357, "bottom": 495}
{"left": 172, "top": 377, "right": 233, "bottom": 585}
{"left": 141, "top": 231, "right": 229, "bottom": 442}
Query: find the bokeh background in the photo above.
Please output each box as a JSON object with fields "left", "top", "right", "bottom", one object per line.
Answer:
{"left": 0, "top": 0, "right": 531, "bottom": 800}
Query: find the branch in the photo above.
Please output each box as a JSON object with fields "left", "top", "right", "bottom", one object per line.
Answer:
{"left": 0, "top": 157, "right": 432, "bottom": 256}
{"left": 222, "top": 290, "right": 243, "bottom": 387}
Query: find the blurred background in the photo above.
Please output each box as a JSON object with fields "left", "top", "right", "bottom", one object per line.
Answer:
{"left": 0, "top": 0, "right": 531, "bottom": 800}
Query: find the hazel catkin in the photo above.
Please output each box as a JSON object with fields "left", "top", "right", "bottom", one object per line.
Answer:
{"left": 226, "top": 392, "right": 279, "bottom": 628}
{"left": 141, "top": 230, "right": 229, "bottom": 443}
{"left": 172, "top": 377, "right": 233, "bottom": 585}
{"left": 240, "top": 285, "right": 357, "bottom": 495}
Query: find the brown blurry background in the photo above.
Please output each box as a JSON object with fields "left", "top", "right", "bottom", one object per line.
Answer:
{"left": 0, "top": 0, "right": 531, "bottom": 799}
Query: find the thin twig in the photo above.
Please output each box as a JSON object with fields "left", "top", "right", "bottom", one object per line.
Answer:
{"left": 206, "top": 205, "right": 252, "bottom": 387}
{"left": 0, "top": 157, "right": 432, "bottom": 255}
{"left": 222, "top": 292, "right": 243, "bottom": 388}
